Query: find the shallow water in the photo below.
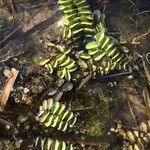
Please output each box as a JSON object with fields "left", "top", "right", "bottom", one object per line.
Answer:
{"left": 0, "top": 0, "right": 150, "bottom": 149}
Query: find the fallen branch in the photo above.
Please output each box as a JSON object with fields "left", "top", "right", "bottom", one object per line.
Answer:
{"left": 0, "top": 68, "right": 19, "bottom": 112}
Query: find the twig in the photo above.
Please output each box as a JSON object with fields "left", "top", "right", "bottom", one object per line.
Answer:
{"left": 0, "top": 0, "right": 53, "bottom": 45}
{"left": 69, "top": 74, "right": 92, "bottom": 109}
{"left": 136, "top": 10, "right": 150, "bottom": 15}
{"left": 17, "top": 2, "right": 45, "bottom": 10}
{"left": 146, "top": 53, "right": 150, "bottom": 64}
{"left": 128, "top": 101, "right": 138, "bottom": 126}
{"left": 0, "top": 118, "right": 14, "bottom": 128}
{"left": 17, "top": 1, "right": 56, "bottom": 10}
{"left": 72, "top": 106, "right": 94, "bottom": 112}
{"left": 98, "top": 72, "right": 131, "bottom": 79}
{"left": 142, "top": 57, "right": 150, "bottom": 85}
{"left": 127, "top": 0, "right": 139, "bottom": 29}
{"left": 131, "top": 30, "right": 150, "bottom": 45}
{"left": 77, "top": 74, "right": 92, "bottom": 91}
{"left": 0, "top": 68, "right": 19, "bottom": 112}
{"left": 143, "top": 86, "right": 150, "bottom": 120}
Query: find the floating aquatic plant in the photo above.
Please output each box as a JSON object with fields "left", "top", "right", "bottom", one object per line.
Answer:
{"left": 36, "top": 98, "right": 77, "bottom": 132}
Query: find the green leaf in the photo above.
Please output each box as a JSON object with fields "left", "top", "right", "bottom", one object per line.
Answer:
{"left": 58, "top": 121, "right": 68, "bottom": 132}
{"left": 70, "top": 116, "right": 77, "bottom": 126}
{"left": 38, "top": 112, "right": 50, "bottom": 123}
{"left": 83, "top": 15, "right": 93, "bottom": 20}
{"left": 61, "top": 141, "right": 66, "bottom": 150}
{"left": 56, "top": 104, "right": 66, "bottom": 115}
{"left": 53, "top": 139, "right": 60, "bottom": 150}
{"left": 78, "top": 60, "right": 88, "bottom": 69}
{"left": 110, "top": 62, "right": 117, "bottom": 70}
{"left": 93, "top": 10, "right": 105, "bottom": 24}
{"left": 61, "top": 109, "right": 69, "bottom": 120}
{"left": 92, "top": 64, "right": 97, "bottom": 71}
{"left": 75, "top": 0, "right": 86, "bottom": 7}
{"left": 70, "top": 22, "right": 80, "bottom": 29}
{"left": 86, "top": 41, "right": 99, "bottom": 49}
{"left": 44, "top": 114, "right": 54, "bottom": 127}
{"left": 64, "top": 49, "right": 71, "bottom": 54}
{"left": 65, "top": 60, "right": 75, "bottom": 69}
{"left": 96, "top": 32, "right": 105, "bottom": 44}
{"left": 47, "top": 41, "right": 56, "bottom": 47}
{"left": 52, "top": 102, "right": 60, "bottom": 114}
{"left": 80, "top": 53, "right": 91, "bottom": 59}
{"left": 56, "top": 54, "right": 66, "bottom": 62}
{"left": 63, "top": 27, "right": 71, "bottom": 38}
{"left": 68, "top": 64, "right": 77, "bottom": 72}
{"left": 107, "top": 47, "right": 117, "bottom": 57}
{"left": 47, "top": 98, "right": 54, "bottom": 110}
{"left": 64, "top": 8, "right": 77, "bottom": 14}
{"left": 58, "top": 0, "right": 72, "bottom": 5}
{"left": 70, "top": 16, "right": 81, "bottom": 24}
{"left": 93, "top": 51, "right": 106, "bottom": 61}
{"left": 46, "top": 138, "right": 53, "bottom": 150}
{"left": 60, "top": 57, "right": 71, "bottom": 67}
{"left": 81, "top": 21, "right": 93, "bottom": 26}
{"left": 51, "top": 116, "right": 59, "bottom": 128}
{"left": 78, "top": 6, "right": 89, "bottom": 11}
{"left": 66, "top": 13, "right": 77, "bottom": 20}
{"left": 55, "top": 45, "right": 65, "bottom": 53}
{"left": 72, "top": 28, "right": 83, "bottom": 35}
{"left": 115, "top": 53, "right": 125, "bottom": 63}
{"left": 58, "top": 55, "right": 67, "bottom": 65}
{"left": 84, "top": 27, "right": 95, "bottom": 33}
{"left": 65, "top": 70, "right": 71, "bottom": 81}
{"left": 62, "top": 16, "right": 70, "bottom": 26}
{"left": 111, "top": 51, "right": 120, "bottom": 60}
{"left": 45, "top": 64, "right": 53, "bottom": 74}
{"left": 88, "top": 48, "right": 98, "bottom": 55}
{"left": 101, "top": 36, "right": 110, "bottom": 49}
{"left": 66, "top": 112, "right": 74, "bottom": 122}
{"left": 51, "top": 60, "right": 58, "bottom": 68}
{"left": 37, "top": 98, "right": 77, "bottom": 134}
{"left": 96, "top": 22, "right": 106, "bottom": 33}
{"left": 38, "top": 58, "right": 50, "bottom": 66}
{"left": 66, "top": 143, "right": 73, "bottom": 150}
{"left": 99, "top": 66, "right": 105, "bottom": 75}
{"left": 58, "top": 68, "right": 66, "bottom": 78}
{"left": 105, "top": 42, "right": 114, "bottom": 52}
{"left": 79, "top": 10, "right": 91, "bottom": 15}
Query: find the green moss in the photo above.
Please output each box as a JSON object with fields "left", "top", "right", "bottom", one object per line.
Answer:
{"left": 85, "top": 117, "right": 104, "bottom": 137}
